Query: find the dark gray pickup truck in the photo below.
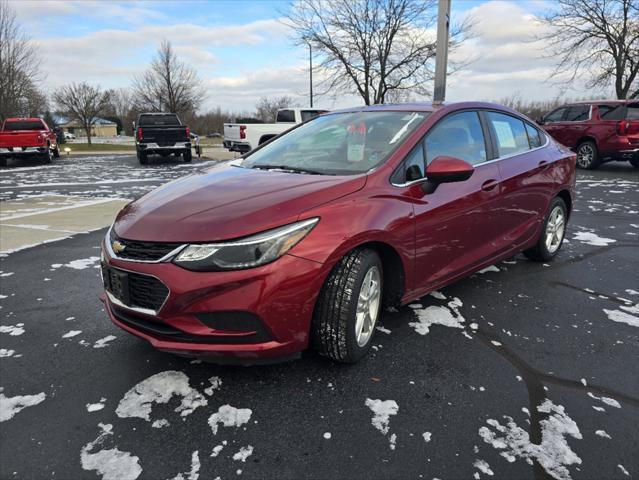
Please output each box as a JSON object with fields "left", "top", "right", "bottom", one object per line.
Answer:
{"left": 135, "top": 113, "right": 192, "bottom": 164}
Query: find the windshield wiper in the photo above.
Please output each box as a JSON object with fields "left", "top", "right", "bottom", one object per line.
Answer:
{"left": 252, "top": 164, "right": 323, "bottom": 175}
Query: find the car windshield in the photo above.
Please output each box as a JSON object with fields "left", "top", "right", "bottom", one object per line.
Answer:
{"left": 3, "top": 120, "right": 44, "bottom": 130}
{"left": 241, "top": 111, "right": 429, "bottom": 175}
{"left": 138, "top": 115, "right": 180, "bottom": 126}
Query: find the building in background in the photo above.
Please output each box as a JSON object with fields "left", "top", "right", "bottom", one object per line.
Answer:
{"left": 53, "top": 115, "right": 118, "bottom": 137}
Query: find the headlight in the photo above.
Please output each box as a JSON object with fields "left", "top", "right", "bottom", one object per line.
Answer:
{"left": 173, "top": 218, "right": 319, "bottom": 271}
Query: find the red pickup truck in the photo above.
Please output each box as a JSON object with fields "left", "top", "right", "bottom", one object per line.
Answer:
{"left": 0, "top": 118, "right": 60, "bottom": 167}
{"left": 538, "top": 100, "right": 639, "bottom": 170}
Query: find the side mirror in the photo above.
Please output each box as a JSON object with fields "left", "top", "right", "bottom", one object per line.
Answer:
{"left": 536, "top": 117, "right": 545, "bottom": 125}
{"left": 426, "top": 156, "right": 474, "bottom": 183}
{"left": 132, "top": 121, "right": 136, "bottom": 130}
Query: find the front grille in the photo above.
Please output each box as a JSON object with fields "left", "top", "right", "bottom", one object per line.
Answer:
{"left": 103, "top": 265, "right": 169, "bottom": 312}
{"left": 110, "top": 230, "right": 182, "bottom": 262}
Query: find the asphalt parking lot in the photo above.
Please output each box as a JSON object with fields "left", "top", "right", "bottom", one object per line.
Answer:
{"left": 0, "top": 154, "right": 637, "bottom": 480}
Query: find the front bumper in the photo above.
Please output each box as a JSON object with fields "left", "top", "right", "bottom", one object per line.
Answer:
{"left": 100, "top": 241, "right": 328, "bottom": 362}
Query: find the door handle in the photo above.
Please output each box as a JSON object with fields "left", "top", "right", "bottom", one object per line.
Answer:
{"left": 538, "top": 160, "right": 548, "bottom": 167}
{"left": 481, "top": 179, "right": 498, "bottom": 191}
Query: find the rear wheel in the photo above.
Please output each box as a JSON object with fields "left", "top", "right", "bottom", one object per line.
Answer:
{"left": 52, "top": 145, "right": 60, "bottom": 158}
{"left": 42, "top": 146, "right": 52, "bottom": 164}
{"left": 137, "top": 151, "right": 148, "bottom": 165}
{"left": 0, "top": 157, "right": 7, "bottom": 167}
{"left": 524, "top": 197, "right": 567, "bottom": 262}
{"left": 630, "top": 157, "right": 639, "bottom": 168}
{"left": 576, "top": 141, "right": 600, "bottom": 170}
{"left": 312, "top": 248, "right": 383, "bottom": 363}
{"left": 183, "top": 149, "right": 192, "bottom": 163}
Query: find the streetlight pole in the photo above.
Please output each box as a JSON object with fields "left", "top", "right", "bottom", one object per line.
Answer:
{"left": 433, "top": 0, "right": 451, "bottom": 105}
{"left": 308, "top": 42, "right": 314, "bottom": 108}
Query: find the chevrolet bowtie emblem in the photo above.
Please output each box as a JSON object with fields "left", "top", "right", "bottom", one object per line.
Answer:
{"left": 112, "top": 240, "right": 126, "bottom": 254}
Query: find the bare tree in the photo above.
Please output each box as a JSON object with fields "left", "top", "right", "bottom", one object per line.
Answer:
{"left": 539, "top": 0, "right": 639, "bottom": 99}
{"left": 0, "top": 0, "right": 43, "bottom": 120}
{"left": 106, "top": 87, "right": 136, "bottom": 135}
{"left": 53, "top": 82, "right": 111, "bottom": 145}
{"left": 132, "top": 40, "right": 206, "bottom": 116}
{"left": 255, "top": 95, "right": 298, "bottom": 122}
{"left": 285, "top": 0, "right": 470, "bottom": 105}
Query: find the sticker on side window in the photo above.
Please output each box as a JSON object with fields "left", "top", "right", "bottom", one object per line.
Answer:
{"left": 493, "top": 121, "right": 516, "bottom": 148}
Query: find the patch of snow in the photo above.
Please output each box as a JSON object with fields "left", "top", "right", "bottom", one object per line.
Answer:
{"left": 0, "top": 348, "right": 16, "bottom": 357}
{"left": 625, "top": 289, "right": 639, "bottom": 296}
{"left": 365, "top": 398, "right": 398, "bottom": 435}
{"left": 479, "top": 399, "right": 582, "bottom": 480}
{"left": 595, "top": 430, "right": 611, "bottom": 439}
{"left": 491, "top": 341, "right": 502, "bottom": 347}
{"left": 210, "top": 443, "right": 225, "bottom": 457}
{"left": 116, "top": 371, "right": 207, "bottom": 422}
{"left": 0, "top": 323, "right": 25, "bottom": 336}
{"left": 592, "top": 406, "right": 605, "bottom": 412}
{"left": 152, "top": 419, "right": 170, "bottom": 429}
{"left": 0, "top": 389, "right": 46, "bottom": 422}
{"left": 204, "top": 376, "right": 222, "bottom": 396}
{"left": 618, "top": 464, "right": 629, "bottom": 476}
{"left": 572, "top": 231, "right": 616, "bottom": 246}
{"left": 87, "top": 398, "right": 106, "bottom": 412}
{"left": 389, "top": 433, "right": 397, "bottom": 450}
{"left": 409, "top": 305, "right": 464, "bottom": 335}
{"left": 423, "top": 432, "right": 432, "bottom": 443}
{"left": 0, "top": 272, "right": 14, "bottom": 277}
{"left": 587, "top": 392, "right": 621, "bottom": 408}
{"left": 232, "top": 446, "right": 254, "bottom": 462}
{"left": 604, "top": 309, "right": 639, "bottom": 327}
{"left": 94, "top": 335, "right": 116, "bottom": 348}
{"left": 376, "top": 326, "right": 391, "bottom": 334}
{"left": 81, "top": 423, "right": 142, "bottom": 480}
{"left": 323, "top": 432, "right": 331, "bottom": 439}
{"left": 167, "top": 450, "right": 200, "bottom": 480}
{"left": 208, "top": 405, "right": 252, "bottom": 435}
{"left": 478, "top": 265, "right": 500, "bottom": 274}
{"left": 474, "top": 459, "right": 494, "bottom": 476}
{"left": 62, "top": 330, "right": 82, "bottom": 338}
{"left": 429, "top": 291, "right": 447, "bottom": 300}
{"left": 52, "top": 256, "right": 100, "bottom": 270}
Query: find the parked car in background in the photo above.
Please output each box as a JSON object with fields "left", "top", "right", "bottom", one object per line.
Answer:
{"left": 0, "top": 118, "right": 60, "bottom": 167}
{"left": 64, "top": 131, "right": 76, "bottom": 140}
{"left": 101, "top": 102, "right": 575, "bottom": 364}
{"left": 223, "top": 108, "right": 328, "bottom": 153}
{"left": 134, "top": 113, "right": 192, "bottom": 164}
{"left": 538, "top": 100, "right": 639, "bottom": 169}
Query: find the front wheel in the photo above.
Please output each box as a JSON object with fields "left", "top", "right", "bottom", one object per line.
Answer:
{"left": 312, "top": 248, "right": 383, "bottom": 363}
{"left": 137, "top": 151, "right": 148, "bottom": 165}
{"left": 630, "top": 157, "right": 639, "bottom": 169}
{"left": 576, "top": 141, "right": 599, "bottom": 170}
{"left": 52, "top": 145, "right": 60, "bottom": 158}
{"left": 524, "top": 197, "right": 567, "bottom": 262}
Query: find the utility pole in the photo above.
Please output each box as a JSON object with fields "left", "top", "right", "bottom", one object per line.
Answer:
{"left": 309, "top": 42, "right": 314, "bottom": 108}
{"left": 433, "top": 0, "right": 451, "bottom": 105}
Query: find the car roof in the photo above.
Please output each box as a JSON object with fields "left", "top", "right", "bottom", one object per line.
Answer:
{"left": 568, "top": 99, "right": 631, "bottom": 105}
{"left": 328, "top": 101, "right": 519, "bottom": 115}
{"left": 4, "top": 117, "right": 43, "bottom": 121}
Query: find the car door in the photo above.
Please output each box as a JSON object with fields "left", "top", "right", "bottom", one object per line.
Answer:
{"left": 395, "top": 110, "right": 504, "bottom": 294}
{"left": 541, "top": 107, "right": 568, "bottom": 144}
{"left": 560, "top": 104, "right": 591, "bottom": 149}
{"left": 483, "top": 111, "right": 554, "bottom": 251}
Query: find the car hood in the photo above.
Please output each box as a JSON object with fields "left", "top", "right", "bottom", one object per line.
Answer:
{"left": 113, "top": 163, "right": 366, "bottom": 242}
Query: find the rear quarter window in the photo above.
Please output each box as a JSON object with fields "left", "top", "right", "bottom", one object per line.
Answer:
{"left": 626, "top": 103, "right": 639, "bottom": 120}
{"left": 598, "top": 104, "right": 625, "bottom": 120}
{"left": 276, "top": 110, "right": 295, "bottom": 122}
{"left": 525, "top": 123, "right": 544, "bottom": 148}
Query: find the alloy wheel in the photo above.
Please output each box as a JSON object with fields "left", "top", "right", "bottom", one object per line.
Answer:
{"left": 544, "top": 206, "right": 565, "bottom": 254}
{"left": 577, "top": 144, "right": 594, "bottom": 168}
{"left": 355, "top": 266, "right": 381, "bottom": 347}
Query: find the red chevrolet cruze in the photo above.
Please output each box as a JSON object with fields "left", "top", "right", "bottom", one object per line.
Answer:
{"left": 101, "top": 102, "right": 576, "bottom": 363}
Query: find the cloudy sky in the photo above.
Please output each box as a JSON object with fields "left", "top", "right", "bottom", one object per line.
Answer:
{"left": 11, "top": 0, "right": 608, "bottom": 113}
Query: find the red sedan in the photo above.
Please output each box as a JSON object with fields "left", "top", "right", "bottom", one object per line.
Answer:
{"left": 101, "top": 102, "right": 576, "bottom": 364}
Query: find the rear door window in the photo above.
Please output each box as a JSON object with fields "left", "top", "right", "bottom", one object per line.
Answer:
{"left": 626, "top": 103, "right": 639, "bottom": 120}
{"left": 3, "top": 120, "right": 44, "bottom": 130}
{"left": 486, "top": 112, "right": 530, "bottom": 157}
{"left": 424, "top": 111, "right": 487, "bottom": 165}
{"left": 564, "top": 105, "right": 590, "bottom": 121}
{"left": 276, "top": 110, "right": 295, "bottom": 122}
{"left": 598, "top": 104, "right": 625, "bottom": 120}
{"left": 544, "top": 108, "right": 566, "bottom": 122}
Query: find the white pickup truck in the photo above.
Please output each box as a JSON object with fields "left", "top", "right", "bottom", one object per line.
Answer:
{"left": 223, "top": 108, "right": 328, "bottom": 153}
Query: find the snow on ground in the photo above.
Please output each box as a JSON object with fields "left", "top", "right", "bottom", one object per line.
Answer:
{"left": 204, "top": 376, "right": 222, "bottom": 396}
{"left": 87, "top": 398, "right": 107, "bottom": 412}
{"left": 0, "top": 348, "right": 16, "bottom": 357}
{"left": 232, "top": 446, "right": 254, "bottom": 462}
{"left": 595, "top": 430, "right": 611, "bottom": 439}
{"left": 365, "top": 398, "right": 398, "bottom": 436}
{"left": 478, "top": 265, "right": 500, "bottom": 274}
{"left": 587, "top": 392, "right": 621, "bottom": 409}
{"left": 479, "top": 399, "right": 582, "bottom": 480}
{"left": 208, "top": 405, "right": 252, "bottom": 435}
{"left": 62, "top": 330, "right": 82, "bottom": 338}
{"left": 603, "top": 308, "right": 639, "bottom": 328}
{"left": 0, "top": 323, "right": 25, "bottom": 336}
{"left": 473, "top": 459, "right": 494, "bottom": 476}
{"left": 81, "top": 423, "right": 142, "bottom": 480}
{"left": 51, "top": 256, "right": 100, "bottom": 270}
{"left": 0, "top": 389, "right": 46, "bottom": 422}
{"left": 423, "top": 432, "right": 432, "bottom": 443}
{"left": 93, "top": 335, "right": 116, "bottom": 348}
{"left": 408, "top": 303, "right": 465, "bottom": 335}
{"left": 572, "top": 231, "right": 616, "bottom": 246}
{"left": 167, "top": 450, "right": 200, "bottom": 480}
{"left": 116, "top": 371, "right": 207, "bottom": 422}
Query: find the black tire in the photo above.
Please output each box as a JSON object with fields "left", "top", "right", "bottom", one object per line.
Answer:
{"left": 576, "top": 141, "right": 600, "bottom": 170}
{"left": 52, "top": 145, "right": 60, "bottom": 158}
{"left": 183, "top": 149, "right": 192, "bottom": 163}
{"left": 137, "top": 151, "right": 148, "bottom": 165}
{"left": 524, "top": 197, "right": 568, "bottom": 262}
{"left": 0, "top": 157, "right": 7, "bottom": 167}
{"left": 630, "top": 157, "right": 639, "bottom": 168}
{"left": 312, "top": 248, "right": 383, "bottom": 363}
